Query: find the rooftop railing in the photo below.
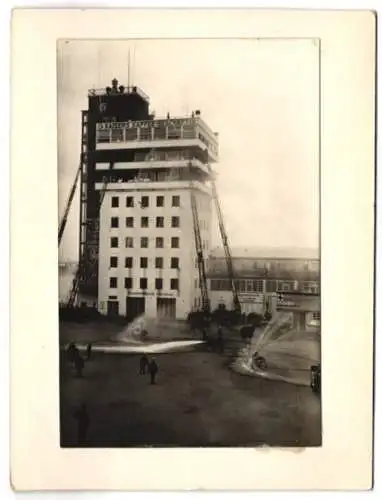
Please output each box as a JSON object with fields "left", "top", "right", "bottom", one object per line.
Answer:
{"left": 95, "top": 116, "right": 219, "bottom": 157}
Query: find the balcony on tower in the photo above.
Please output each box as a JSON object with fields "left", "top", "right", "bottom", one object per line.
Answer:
{"left": 95, "top": 113, "right": 219, "bottom": 163}
{"left": 94, "top": 161, "right": 213, "bottom": 196}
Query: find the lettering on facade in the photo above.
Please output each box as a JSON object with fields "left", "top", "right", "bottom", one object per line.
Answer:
{"left": 277, "top": 300, "right": 299, "bottom": 308}
{"left": 97, "top": 118, "right": 196, "bottom": 131}
{"left": 276, "top": 294, "right": 320, "bottom": 312}
{"left": 239, "top": 293, "right": 264, "bottom": 304}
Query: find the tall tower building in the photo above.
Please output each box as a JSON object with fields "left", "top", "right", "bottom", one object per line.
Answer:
{"left": 78, "top": 78, "right": 219, "bottom": 320}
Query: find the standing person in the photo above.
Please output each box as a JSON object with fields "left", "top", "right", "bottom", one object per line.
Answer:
{"left": 202, "top": 327, "right": 208, "bottom": 341}
{"left": 67, "top": 342, "right": 77, "bottom": 363}
{"left": 139, "top": 353, "right": 149, "bottom": 375}
{"left": 74, "top": 403, "right": 90, "bottom": 445}
{"left": 148, "top": 358, "right": 158, "bottom": 385}
{"left": 86, "top": 342, "right": 93, "bottom": 361}
{"left": 217, "top": 326, "right": 224, "bottom": 353}
{"left": 74, "top": 354, "right": 85, "bottom": 378}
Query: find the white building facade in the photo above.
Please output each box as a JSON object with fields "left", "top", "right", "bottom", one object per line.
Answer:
{"left": 95, "top": 115, "right": 218, "bottom": 320}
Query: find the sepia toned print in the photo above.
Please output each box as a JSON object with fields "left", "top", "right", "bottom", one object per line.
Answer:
{"left": 58, "top": 38, "right": 321, "bottom": 448}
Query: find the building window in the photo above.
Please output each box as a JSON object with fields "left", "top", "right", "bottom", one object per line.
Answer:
{"left": 266, "top": 280, "right": 277, "bottom": 293}
{"left": 110, "top": 256, "right": 118, "bottom": 268}
{"left": 302, "top": 282, "right": 311, "bottom": 292}
{"left": 253, "top": 280, "right": 264, "bottom": 292}
{"left": 111, "top": 128, "right": 123, "bottom": 142}
{"left": 156, "top": 195, "right": 164, "bottom": 207}
{"left": 156, "top": 237, "right": 164, "bottom": 248}
{"left": 126, "top": 196, "right": 134, "bottom": 207}
{"left": 171, "top": 237, "right": 179, "bottom": 248}
{"left": 110, "top": 216, "right": 119, "bottom": 228}
{"left": 312, "top": 312, "right": 321, "bottom": 321}
{"left": 310, "top": 261, "right": 320, "bottom": 272}
{"left": 125, "top": 217, "right": 134, "bottom": 228}
{"left": 171, "top": 216, "right": 180, "bottom": 228}
{"left": 124, "top": 277, "right": 132, "bottom": 289}
{"left": 140, "top": 278, "right": 148, "bottom": 290}
{"left": 111, "top": 196, "right": 119, "bottom": 208}
{"left": 110, "top": 237, "right": 119, "bottom": 248}
{"left": 172, "top": 195, "right": 180, "bottom": 207}
{"left": 141, "top": 196, "right": 149, "bottom": 208}
{"left": 141, "top": 237, "right": 149, "bottom": 248}
{"left": 141, "top": 216, "right": 149, "bottom": 228}
{"left": 155, "top": 278, "right": 163, "bottom": 290}
{"left": 236, "top": 280, "right": 246, "bottom": 293}
{"left": 140, "top": 128, "right": 151, "bottom": 140}
{"left": 279, "top": 281, "right": 293, "bottom": 292}
{"left": 301, "top": 281, "right": 320, "bottom": 294}
{"left": 140, "top": 257, "right": 148, "bottom": 268}
{"left": 156, "top": 216, "right": 164, "bottom": 228}
{"left": 210, "top": 279, "right": 218, "bottom": 291}
{"left": 171, "top": 257, "right": 179, "bottom": 269}
{"left": 155, "top": 257, "right": 163, "bottom": 269}
{"left": 125, "top": 257, "right": 133, "bottom": 268}
{"left": 125, "top": 237, "right": 134, "bottom": 248}
{"left": 109, "top": 277, "right": 117, "bottom": 288}
{"left": 170, "top": 278, "right": 179, "bottom": 291}
{"left": 210, "top": 279, "right": 231, "bottom": 291}
{"left": 246, "top": 280, "right": 254, "bottom": 292}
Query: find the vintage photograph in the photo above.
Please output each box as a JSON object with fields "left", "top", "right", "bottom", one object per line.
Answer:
{"left": 58, "top": 38, "right": 321, "bottom": 448}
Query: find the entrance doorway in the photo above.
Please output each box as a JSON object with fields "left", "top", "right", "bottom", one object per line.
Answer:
{"left": 126, "top": 297, "right": 145, "bottom": 321}
{"left": 157, "top": 298, "right": 176, "bottom": 320}
{"left": 107, "top": 300, "right": 119, "bottom": 317}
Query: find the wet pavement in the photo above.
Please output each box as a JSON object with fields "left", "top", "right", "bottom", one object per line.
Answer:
{"left": 60, "top": 322, "right": 321, "bottom": 448}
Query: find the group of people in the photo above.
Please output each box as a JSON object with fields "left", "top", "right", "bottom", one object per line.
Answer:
{"left": 139, "top": 354, "right": 159, "bottom": 384}
{"left": 201, "top": 325, "right": 225, "bottom": 353}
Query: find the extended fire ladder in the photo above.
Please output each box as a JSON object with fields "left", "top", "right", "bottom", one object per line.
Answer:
{"left": 66, "top": 173, "right": 111, "bottom": 307}
{"left": 58, "top": 164, "right": 81, "bottom": 246}
{"left": 189, "top": 163, "right": 211, "bottom": 316}
{"left": 209, "top": 167, "right": 242, "bottom": 315}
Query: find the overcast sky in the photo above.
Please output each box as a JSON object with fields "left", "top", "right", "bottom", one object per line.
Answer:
{"left": 58, "top": 38, "right": 319, "bottom": 262}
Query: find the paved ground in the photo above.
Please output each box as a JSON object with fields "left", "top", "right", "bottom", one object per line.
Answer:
{"left": 60, "top": 321, "right": 321, "bottom": 448}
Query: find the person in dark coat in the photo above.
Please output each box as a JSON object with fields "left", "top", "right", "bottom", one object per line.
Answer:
{"left": 202, "top": 328, "right": 208, "bottom": 341}
{"left": 148, "top": 358, "right": 158, "bottom": 385}
{"left": 86, "top": 343, "right": 93, "bottom": 360}
{"left": 74, "top": 403, "right": 90, "bottom": 445}
{"left": 67, "top": 342, "right": 77, "bottom": 363}
{"left": 139, "top": 353, "right": 149, "bottom": 375}
{"left": 74, "top": 354, "right": 85, "bottom": 377}
{"left": 217, "top": 326, "right": 224, "bottom": 353}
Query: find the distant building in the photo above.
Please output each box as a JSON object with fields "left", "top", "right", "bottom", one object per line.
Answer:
{"left": 207, "top": 246, "right": 320, "bottom": 326}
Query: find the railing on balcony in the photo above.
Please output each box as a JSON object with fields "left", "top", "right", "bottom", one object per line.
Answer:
{"left": 95, "top": 116, "right": 219, "bottom": 157}
{"left": 95, "top": 168, "right": 208, "bottom": 185}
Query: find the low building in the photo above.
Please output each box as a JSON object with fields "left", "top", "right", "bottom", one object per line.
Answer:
{"left": 207, "top": 246, "right": 320, "bottom": 325}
